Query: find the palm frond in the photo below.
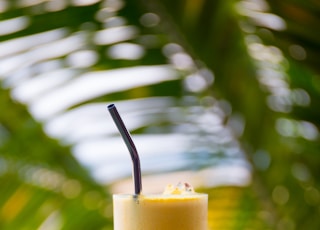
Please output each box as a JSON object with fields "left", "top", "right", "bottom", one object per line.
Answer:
{"left": 1, "top": 0, "right": 320, "bottom": 229}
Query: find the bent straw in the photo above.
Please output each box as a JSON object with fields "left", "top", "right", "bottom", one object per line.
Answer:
{"left": 107, "top": 104, "right": 142, "bottom": 195}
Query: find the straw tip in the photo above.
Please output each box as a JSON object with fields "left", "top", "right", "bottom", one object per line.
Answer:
{"left": 107, "top": 104, "right": 115, "bottom": 110}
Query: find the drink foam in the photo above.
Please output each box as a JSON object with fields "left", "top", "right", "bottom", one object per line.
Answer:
{"left": 163, "top": 182, "right": 195, "bottom": 195}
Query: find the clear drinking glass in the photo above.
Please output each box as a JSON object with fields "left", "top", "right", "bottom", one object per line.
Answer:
{"left": 113, "top": 193, "right": 208, "bottom": 230}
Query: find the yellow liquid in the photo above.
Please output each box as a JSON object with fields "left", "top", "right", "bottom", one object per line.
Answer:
{"left": 113, "top": 193, "right": 208, "bottom": 230}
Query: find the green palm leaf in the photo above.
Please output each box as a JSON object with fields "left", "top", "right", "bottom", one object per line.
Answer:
{"left": 1, "top": 0, "right": 320, "bottom": 229}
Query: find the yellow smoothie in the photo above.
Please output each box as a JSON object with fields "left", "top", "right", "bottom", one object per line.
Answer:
{"left": 113, "top": 183, "right": 208, "bottom": 230}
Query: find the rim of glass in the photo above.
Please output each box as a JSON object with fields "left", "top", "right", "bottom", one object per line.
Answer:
{"left": 113, "top": 193, "right": 208, "bottom": 198}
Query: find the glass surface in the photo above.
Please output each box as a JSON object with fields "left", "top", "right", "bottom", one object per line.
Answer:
{"left": 113, "top": 193, "right": 208, "bottom": 230}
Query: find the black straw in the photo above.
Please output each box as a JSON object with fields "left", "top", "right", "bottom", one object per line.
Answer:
{"left": 107, "top": 104, "right": 142, "bottom": 195}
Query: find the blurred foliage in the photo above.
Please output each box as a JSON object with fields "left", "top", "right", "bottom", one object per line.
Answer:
{"left": 1, "top": 0, "right": 320, "bottom": 229}
{"left": 0, "top": 88, "right": 112, "bottom": 229}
